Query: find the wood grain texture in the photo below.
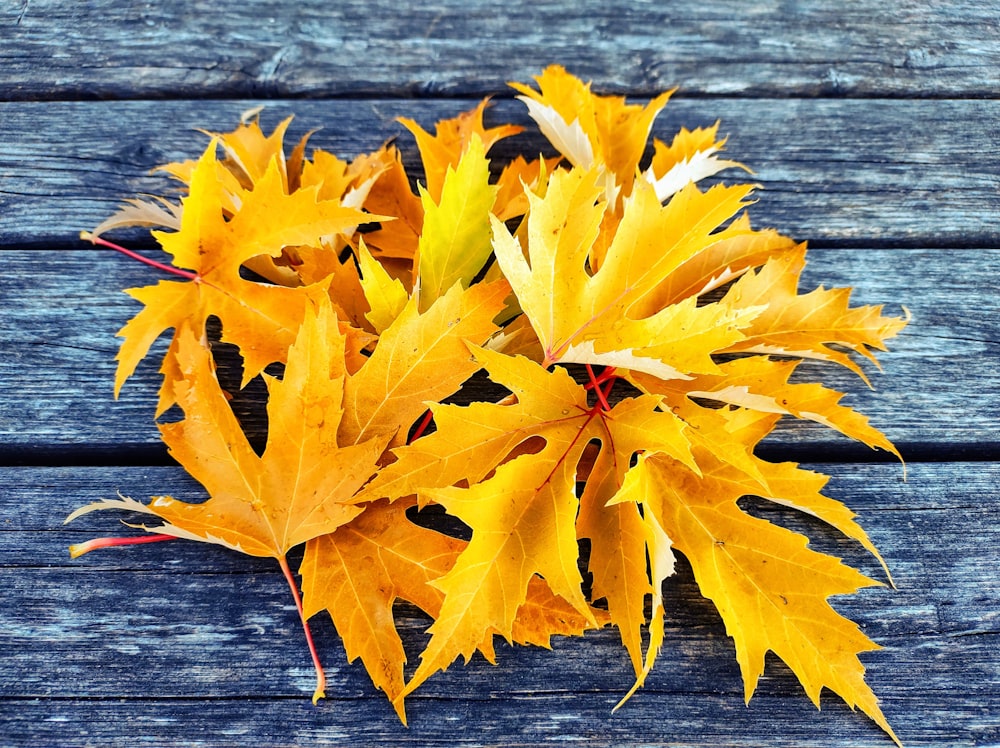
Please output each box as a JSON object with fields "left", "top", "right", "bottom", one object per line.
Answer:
{"left": 4, "top": 1, "right": 998, "bottom": 745}
{"left": 2, "top": 462, "right": 997, "bottom": 747}
{"left": 2, "top": 0, "right": 998, "bottom": 100}
{"left": 2, "top": 98, "right": 999, "bottom": 249}
{"left": 3, "top": 247, "right": 995, "bottom": 462}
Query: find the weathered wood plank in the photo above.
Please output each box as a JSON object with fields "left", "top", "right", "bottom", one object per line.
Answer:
{"left": 3, "top": 693, "right": 986, "bottom": 748}
{"left": 1, "top": 462, "right": 997, "bottom": 746}
{"left": 0, "top": 691, "right": 994, "bottom": 748}
{"left": 2, "top": 98, "right": 999, "bottom": 249}
{"left": 2, "top": 0, "right": 998, "bottom": 100}
{"left": 2, "top": 247, "right": 996, "bottom": 461}
{"left": 4, "top": 0, "right": 995, "bottom": 745}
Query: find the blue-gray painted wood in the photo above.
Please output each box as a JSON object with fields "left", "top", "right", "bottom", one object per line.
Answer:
{"left": 1, "top": 463, "right": 997, "bottom": 747}
{"left": 2, "top": 0, "right": 998, "bottom": 100}
{"left": 2, "top": 1, "right": 998, "bottom": 746}
{"left": 3, "top": 247, "right": 997, "bottom": 462}
{"left": 1, "top": 98, "right": 999, "bottom": 249}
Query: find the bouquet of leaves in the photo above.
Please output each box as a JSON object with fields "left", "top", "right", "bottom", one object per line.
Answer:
{"left": 69, "top": 66, "right": 905, "bottom": 744}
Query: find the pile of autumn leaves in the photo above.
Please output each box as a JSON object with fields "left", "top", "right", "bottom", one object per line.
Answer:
{"left": 69, "top": 66, "right": 904, "bottom": 743}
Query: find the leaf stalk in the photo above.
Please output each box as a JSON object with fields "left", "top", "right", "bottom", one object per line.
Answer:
{"left": 277, "top": 554, "right": 327, "bottom": 705}
{"left": 82, "top": 232, "right": 198, "bottom": 281}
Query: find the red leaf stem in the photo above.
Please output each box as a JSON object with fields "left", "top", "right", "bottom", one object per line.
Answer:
{"left": 82, "top": 232, "right": 198, "bottom": 281}
{"left": 586, "top": 364, "right": 613, "bottom": 412}
{"left": 408, "top": 409, "right": 435, "bottom": 443}
{"left": 278, "top": 554, "right": 326, "bottom": 705}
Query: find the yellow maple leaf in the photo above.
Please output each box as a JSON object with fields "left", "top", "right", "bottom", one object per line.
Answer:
{"left": 359, "top": 346, "right": 694, "bottom": 702}
{"left": 721, "top": 245, "right": 909, "bottom": 383}
{"left": 113, "top": 140, "right": 379, "bottom": 407}
{"left": 509, "top": 64, "right": 673, "bottom": 203}
{"left": 68, "top": 298, "right": 390, "bottom": 703}
{"left": 338, "top": 279, "right": 510, "bottom": 448}
{"left": 96, "top": 116, "right": 396, "bottom": 290}
{"left": 638, "top": 355, "right": 901, "bottom": 460}
{"left": 413, "top": 134, "right": 499, "bottom": 311}
{"left": 405, "top": 443, "right": 598, "bottom": 696}
{"left": 614, "top": 450, "right": 900, "bottom": 746}
{"left": 575, "top": 409, "right": 670, "bottom": 678}
{"left": 491, "top": 166, "right": 763, "bottom": 378}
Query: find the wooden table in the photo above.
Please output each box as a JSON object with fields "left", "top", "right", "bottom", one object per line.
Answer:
{"left": 2, "top": 2, "right": 999, "bottom": 746}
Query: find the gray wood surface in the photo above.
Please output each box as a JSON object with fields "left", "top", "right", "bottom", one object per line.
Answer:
{"left": 3, "top": 0, "right": 999, "bottom": 745}
{"left": 2, "top": 98, "right": 999, "bottom": 249}
{"left": 2, "top": 462, "right": 997, "bottom": 747}
{"left": 4, "top": 247, "right": 997, "bottom": 462}
{"left": 3, "top": 1, "right": 999, "bottom": 100}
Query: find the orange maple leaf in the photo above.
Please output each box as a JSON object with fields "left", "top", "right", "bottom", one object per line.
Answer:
{"left": 68, "top": 298, "right": 390, "bottom": 702}
{"left": 300, "top": 496, "right": 599, "bottom": 723}
{"left": 299, "top": 497, "right": 465, "bottom": 721}
{"left": 111, "top": 140, "right": 381, "bottom": 411}
{"left": 398, "top": 98, "right": 523, "bottom": 202}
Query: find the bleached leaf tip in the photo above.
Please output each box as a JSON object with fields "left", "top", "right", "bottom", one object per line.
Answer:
{"left": 67, "top": 541, "right": 92, "bottom": 559}
{"left": 239, "top": 104, "right": 266, "bottom": 124}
